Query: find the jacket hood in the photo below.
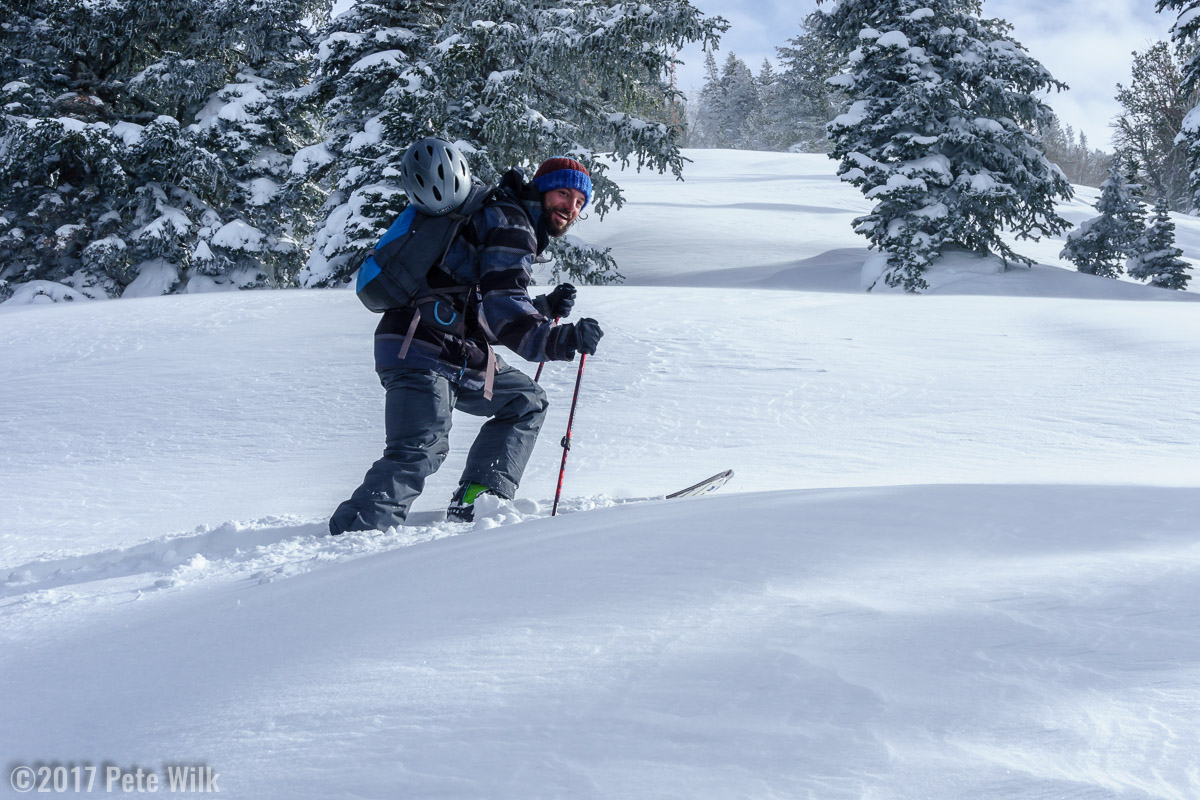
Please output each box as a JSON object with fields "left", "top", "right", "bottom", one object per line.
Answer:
{"left": 498, "top": 167, "right": 550, "bottom": 255}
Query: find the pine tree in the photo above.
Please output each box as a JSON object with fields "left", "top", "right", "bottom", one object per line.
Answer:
{"left": 719, "top": 53, "right": 761, "bottom": 149}
{"left": 745, "top": 59, "right": 780, "bottom": 151}
{"left": 691, "top": 49, "right": 725, "bottom": 147}
{"left": 816, "top": 0, "right": 1071, "bottom": 292}
{"left": 773, "top": 13, "right": 843, "bottom": 153}
{"left": 0, "top": 0, "right": 327, "bottom": 301}
{"left": 1060, "top": 164, "right": 1144, "bottom": 278}
{"left": 1036, "top": 115, "right": 1114, "bottom": 188}
{"left": 1157, "top": 1, "right": 1200, "bottom": 209}
{"left": 1128, "top": 196, "right": 1193, "bottom": 289}
{"left": 191, "top": 0, "right": 330, "bottom": 290}
{"left": 302, "top": 0, "right": 726, "bottom": 288}
{"left": 1113, "top": 41, "right": 1197, "bottom": 210}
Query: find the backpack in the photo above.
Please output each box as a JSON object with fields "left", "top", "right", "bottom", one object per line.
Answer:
{"left": 355, "top": 180, "right": 495, "bottom": 313}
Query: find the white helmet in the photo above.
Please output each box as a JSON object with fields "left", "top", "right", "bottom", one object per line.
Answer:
{"left": 400, "top": 137, "right": 471, "bottom": 215}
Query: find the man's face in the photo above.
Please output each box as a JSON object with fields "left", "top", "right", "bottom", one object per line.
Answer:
{"left": 542, "top": 187, "right": 586, "bottom": 237}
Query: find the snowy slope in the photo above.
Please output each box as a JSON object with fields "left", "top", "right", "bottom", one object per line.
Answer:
{"left": 576, "top": 150, "right": 1200, "bottom": 298}
{"left": 2, "top": 150, "right": 1199, "bottom": 799}
{"left": 5, "top": 487, "right": 1200, "bottom": 799}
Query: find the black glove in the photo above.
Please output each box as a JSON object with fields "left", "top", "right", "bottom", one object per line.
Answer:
{"left": 571, "top": 317, "right": 604, "bottom": 356}
{"left": 544, "top": 282, "right": 576, "bottom": 318}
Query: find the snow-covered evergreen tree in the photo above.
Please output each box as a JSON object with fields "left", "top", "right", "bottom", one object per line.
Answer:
{"left": 745, "top": 60, "right": 780, "bottom": 151}
{"left": 816, "top": 0, "right": 1071, "bottom": 292}
{"left": 298, "top": 0, "right": 448, "bottom": 289}
{"left": 190, "top": 0, "right": 330, "bottom": 290}
{"left": 773, "top": 13, "right": 843, "bottom": 153}
{"left": 1060, "top": 165, "right": 1144, "bottom": 279}
{"left": 301, "top": 0, "right": 725, "bottom": 288}
{"left": 719, "top": 54, "right": 761, "bottom": 148}
{"left": 691, "top": 50, "right": 725, "bottom": 148}
{"left": 1157, "top": 0, "right": 1200, "bottom": 209}
{"left": 0, "top": 0, "right": 326, "bottom": 301}
{"left": 1127, "top": 196, "right": 1193, "bottom": 289}
{"left": 691, "top": 52, "right": 765, "bottom": 149}
{"left": 1037, "top": 114, "right": 1113, "bottom": 188}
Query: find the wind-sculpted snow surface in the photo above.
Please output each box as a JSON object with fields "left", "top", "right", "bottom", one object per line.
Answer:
{"left": 2, "top": 487, "right": 1199, "bottom": 799}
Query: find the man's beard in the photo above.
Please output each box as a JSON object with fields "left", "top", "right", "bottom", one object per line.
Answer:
{"left": 544, "top": 208, "right": 575, "bottom": 238}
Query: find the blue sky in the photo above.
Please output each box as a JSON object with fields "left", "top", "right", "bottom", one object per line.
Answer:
{"left": 676, "top": 0, "right": 1178, "bottom": 150}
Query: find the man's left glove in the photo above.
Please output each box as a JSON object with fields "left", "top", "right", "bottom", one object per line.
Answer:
{"left": 544, "top": 282, "right": 576, "bottom": 318}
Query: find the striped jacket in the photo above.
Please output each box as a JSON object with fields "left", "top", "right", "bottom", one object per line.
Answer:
{"left": 373, "top": 168, "right": 578, "bottom": 388}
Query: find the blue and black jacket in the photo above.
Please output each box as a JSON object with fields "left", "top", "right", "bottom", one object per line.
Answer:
{"left": 373, "top": 168, "right": 578, "bottom": 389}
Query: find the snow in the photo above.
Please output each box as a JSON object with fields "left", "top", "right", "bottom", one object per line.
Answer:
{"left": 2, "top": 279, "right": 88, "bottom": 305}
{"left": 866, "top": 171, "right": 929, "bottom": 197}
{"left": 833, "top": 99, "right": 870, "bottom": 127}
{"left": 111, "top": 120, "right": 145, "bottom": 147}
{"left": 967, "top": 172, "right": 1000, "bottom": 192}
{"left": 487, "top": 68, "right": 520, "bottom": 84}
{"left": 137, "top": 207, "right": 192, "bottom": 241}
{"left": 54, "top": 223, "right": 85, "bottom": 241}
{"left": 345, "top": 114, "right": 383, "bottom": 152}
{"left": 2, "top": 150, "right": 1199, "bottom": 799}
{"left": 211, "top": 220, "right": 266, "bottom": 252}
{"left": 347, "top": 49, "right": 403, "bottom": 73}
{"left": 1175, "top": 6, "right": 1200, "bottom": 33}
{"left": 290, "top": 142, "right": 335, "bottom": 175}
{"left": 875, "top": 30, "right": 912, "bottom": 49}
{"left": 120, "top": 258, "right": 179, "bottom": 297}
{"left": 246, "top": 177, "right": 280, "bottom": 206}
{"left": 192, "top": 79, "right": 271, "bottom": 130}
{"left": 316, "top": 30, "right": 363, "bottom": 64}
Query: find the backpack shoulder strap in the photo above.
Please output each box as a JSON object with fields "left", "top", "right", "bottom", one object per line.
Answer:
{"left": 453, "top": 181, "right": 499, "bottom": 219}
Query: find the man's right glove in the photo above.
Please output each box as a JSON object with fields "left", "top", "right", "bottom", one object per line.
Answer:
{"left": 544, "top": 283, "right": 576, "bottom": 318}
{"left": 571, "top": 317, "right": 604, "bottom": 355}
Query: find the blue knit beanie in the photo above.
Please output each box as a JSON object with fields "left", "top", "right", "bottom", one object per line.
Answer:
{"left": 532, "top": 156, "right": 593, "bottom": 209}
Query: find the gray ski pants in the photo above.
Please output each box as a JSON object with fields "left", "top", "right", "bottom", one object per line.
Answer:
{"left": 329, "top": 362, "right": 548, "bottom": 534}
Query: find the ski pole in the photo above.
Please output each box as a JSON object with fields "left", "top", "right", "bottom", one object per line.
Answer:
{"left": 551, "top": 353, "right": 587, "bottom": 517}
{"left": 534, "top": 317, "right": 559, "bottom": 383}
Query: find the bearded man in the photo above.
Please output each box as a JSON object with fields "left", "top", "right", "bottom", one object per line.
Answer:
{"left": 330, "top": 143, "right": 604, "bottom": 535}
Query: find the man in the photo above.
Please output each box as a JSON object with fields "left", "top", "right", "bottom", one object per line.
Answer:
{"left": 329, "top": 145, "right": 604, "bottom": 535}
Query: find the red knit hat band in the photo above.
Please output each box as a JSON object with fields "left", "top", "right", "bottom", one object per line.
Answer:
{"left": 534, "top": 157, "right": 589, "bottom": 180}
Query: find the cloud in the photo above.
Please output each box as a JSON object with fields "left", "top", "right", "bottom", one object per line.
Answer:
{"left": 675, "top": 1, "right": 815, "bottom": 94}
{"left": 989, "top": 0, "right": 1176, "bottom": 145}
{"left": 676, "top": 0, "right": 1180, "bottom": 149}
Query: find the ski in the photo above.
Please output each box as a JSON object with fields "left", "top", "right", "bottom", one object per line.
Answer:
{"left": 399, "top": 469, "right": 734, "bottom": 527}
{"left": 665, "top": 469, "right": 734, "bottom": 499}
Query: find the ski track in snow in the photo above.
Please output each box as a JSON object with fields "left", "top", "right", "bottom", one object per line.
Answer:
{"left": 2, "top": 486, "right": 1199, "bottom": 799}
{"left": 0, "top": 494, "right": 651, "bottom": 639}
